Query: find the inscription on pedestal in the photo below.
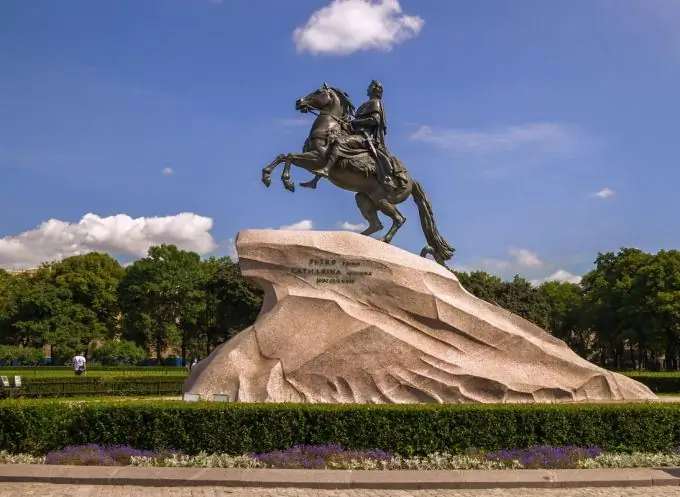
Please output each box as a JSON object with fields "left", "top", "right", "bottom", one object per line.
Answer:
{"left": 289, "top": 258, "right": 374, "bottom": 285}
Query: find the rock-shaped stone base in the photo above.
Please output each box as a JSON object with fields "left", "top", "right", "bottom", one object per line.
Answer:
{"left": 184, "top": 230, "right": 655, "bottom": 403}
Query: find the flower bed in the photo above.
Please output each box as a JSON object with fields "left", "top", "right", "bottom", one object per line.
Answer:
{"left": 2, "top": 444, "right": 680, "bottom": 470}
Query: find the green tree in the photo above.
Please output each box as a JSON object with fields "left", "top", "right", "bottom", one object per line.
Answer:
{"left": 538, "top": 280, "right": 591, "bottom": 356}
{"left": 0, "top": 270, "right": 23, "bottom": 345}
{"left": 118, "top": 244, "right": 206, "bottom": 363}
{"left": 51, "top": 253, "right": 125, "bottom": 342}
{"left": 0, "top": 345, "right": 45, "bottom": 365}
{"left": 496, "top": 275, "right": 550, "bottom": 329}
{"left": 455, "top": 270, "right": 503, "bottom": 304}
{"left": 631, "top": 250, "right": 680, "bottom": 370}
{"left": 91, "top": 339, "right": 146, "bottom": 365}
{"left": 199, "top": 256, "right": 263, "bottom": 355}
{"left": 1, "top": 256, "right": 124, "bottom": 361}
{"left": 8, "top": 267, "right": 84, "bottom": 362}
{"left": 581, "top": 248, "right": 654, "bottom": 368}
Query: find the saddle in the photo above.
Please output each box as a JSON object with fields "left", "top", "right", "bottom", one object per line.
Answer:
{"left": 339, "top": 152, "right": 408, "bottom": 186}
{"left": 338, "top": 151, "right": 375, "bottom": 176}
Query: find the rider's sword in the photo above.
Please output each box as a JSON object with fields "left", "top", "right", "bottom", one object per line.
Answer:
{"left": 360, "top": 129, "right": 379, "bottom": 159}
{"left": 360, "top": 129, "right": 395, "bottom": 188}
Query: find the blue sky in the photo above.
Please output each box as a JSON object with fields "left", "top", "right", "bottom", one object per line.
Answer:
{"left": 1, "top": 0, "right": 679, "bottom": 282}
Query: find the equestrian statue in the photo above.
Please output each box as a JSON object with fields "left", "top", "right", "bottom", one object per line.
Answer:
{"left": 261, "top": 81, "right": 455, "bottom": 268}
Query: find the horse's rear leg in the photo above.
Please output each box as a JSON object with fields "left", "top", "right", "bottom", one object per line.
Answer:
{"left": 355, "top": 193, "right": 383, "bottom": 236}
{"left": 376, "top": 199, "right": 406, "bottom": 244}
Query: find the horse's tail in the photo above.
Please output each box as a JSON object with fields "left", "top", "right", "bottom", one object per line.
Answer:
{"left": 411, "top": 179, "right": 455, "bottom": 266}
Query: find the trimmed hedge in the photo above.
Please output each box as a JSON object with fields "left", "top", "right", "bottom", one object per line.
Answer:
{"left": 0, "top": 376, "right": 183, "bottom": 398}
{"left": 0, "top": 366, "right": 184, "bottom": 372}
{"left": 0, "top": 401, "right": 679, "bottom": 456}
{"left": 631, "top": 376, "right": 680, "bottom": 394}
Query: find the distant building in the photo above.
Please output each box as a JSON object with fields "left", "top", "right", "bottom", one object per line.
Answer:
{"left": 5, "top": 268, "right": 40, "bottom": 276}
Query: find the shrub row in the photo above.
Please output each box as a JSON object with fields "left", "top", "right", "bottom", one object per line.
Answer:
{"left": 0, "top": 401, "right": 679, "bottom": 456}
{"left": 0, "top": 376, "right": 184, "bottom": 398}
{"left": 0, "top": 365, "right": 184, "bottom": 372}
{"left": 630, "top": 376, "right": 680, "bottom": 394}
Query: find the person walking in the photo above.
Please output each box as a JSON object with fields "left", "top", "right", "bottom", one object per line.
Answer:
{"left": 72, "top": 352, "right": 87, "bottom": 376}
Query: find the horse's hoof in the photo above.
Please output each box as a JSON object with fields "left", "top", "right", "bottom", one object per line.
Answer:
{"left": 284, "top": 182, "right": 295, "bottom": 193}
{"left": 262, "top": 176, "right": 271, "bottom": 187}
{"left": 299, "top": 181, "right": 317, "bottom": 189}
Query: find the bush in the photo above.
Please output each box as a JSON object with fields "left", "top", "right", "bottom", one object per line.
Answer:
{"left": 91, "top": 341, "right": 147, "bottom": 365}
{"left": 0, "top": 365, "right": 182, "bottom": 372}
{"left": 0, "top": 376, "right": 183, "bottom": 398}
{"left": 630, "top": 376, "right": 680, "bottom": 394}
{"left": 0, "top": 346, "right": 45, "bottom": 366}
{"left": 1, "top": 402, "right": 679, "bottom": 456}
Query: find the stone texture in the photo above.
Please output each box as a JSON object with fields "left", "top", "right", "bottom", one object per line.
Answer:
{"left": 184, "top": 229, "right": 655, "bottom": 404}
{"left": 6, "top": 485, "right": 680, "bottom": 497}
{"left": 1, "top": 465, "right": 679, "bottom": 490}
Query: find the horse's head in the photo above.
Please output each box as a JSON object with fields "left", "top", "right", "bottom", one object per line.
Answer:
{"left": 295, "top": 82, "right": 355, "bottom": 119}
{"left": 295, "top": 82, "right": 334, "bottom": 114}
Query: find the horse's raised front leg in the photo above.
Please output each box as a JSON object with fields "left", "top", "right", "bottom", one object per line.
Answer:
{"left": 262, "top": 154, "right": 286, "bottom": 187}
{"left": 282, "top": 157, "right": 295, "bottom": 193}
{"left": 276, "top": 151, "right": 322, "bottom": 192}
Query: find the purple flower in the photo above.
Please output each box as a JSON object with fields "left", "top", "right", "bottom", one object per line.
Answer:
{"left": 44, "top": 445, "right": 180, "bottom": 466}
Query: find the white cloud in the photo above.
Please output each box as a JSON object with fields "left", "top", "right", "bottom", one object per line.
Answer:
{"left": 465, "top": 248, "right": 582, "bottom": 286}
{"left": 481, "top": 248, "right": 544, "bottom": 271}
{"left": 509, "top": 248, "right": 543, "bottom": 268}
{"left": 293, "top": 0, "right": 424, "bottom": 56}
{"left": 224, "top": 238, "right": 238, "bottom": 260}
{"left": 530, "top": 269, "right": 582, "bottom": 286}
{"left": 338, "top": 221, "right": 367, "bottom": 232}
{"left": 480, "top": 258, "right": 511, "bottom": 271}
{"left": 0, "top": 213, "right": 217, "bottom": 270}
{"left": 594, "top": 187, "right": 615, "bottom": 199}
{"left": 279, "top": 220, "right": 314, "bottom": 231}
{"left": 162, "top": 167, "right": 174, "bottom": 175}
{"left": 410, "top": 123, "right": 581, "bottom": 156}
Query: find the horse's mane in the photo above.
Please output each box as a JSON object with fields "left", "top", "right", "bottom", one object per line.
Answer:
{"left": 329, "top": 87, "right": 355, "bottom": 119}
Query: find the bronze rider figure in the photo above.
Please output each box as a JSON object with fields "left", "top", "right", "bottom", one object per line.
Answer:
{"left": 300, "top": 80, "right": 396, "bottom": 190}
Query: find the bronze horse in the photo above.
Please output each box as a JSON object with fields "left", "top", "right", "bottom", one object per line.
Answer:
{"left": 261, "top": 83, "right": 455, "bottom": 267}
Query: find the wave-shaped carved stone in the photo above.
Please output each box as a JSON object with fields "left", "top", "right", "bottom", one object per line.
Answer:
{"left": 183, "top": 229, "right": 656, "bottom": 403}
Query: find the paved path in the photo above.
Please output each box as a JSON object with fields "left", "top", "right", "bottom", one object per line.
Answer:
{"left": 3, "top": 484, "right": 680, "bottom": 496}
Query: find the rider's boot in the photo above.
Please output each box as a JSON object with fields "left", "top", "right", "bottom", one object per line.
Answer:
{"left": 300, "top": 146, "right": 340, "bottom": 189}
{"left": 300, "top": 175, "right": 321, "bottom": 189}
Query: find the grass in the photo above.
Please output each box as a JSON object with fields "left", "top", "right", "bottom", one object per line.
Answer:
{"left": 0, "top": 369, "right": 188, "bottom": 378}
{"left": 22, "top": 395, "right": 183, "bottom": 403}
{"left": 5, "top": 368, "right": 676, "bottom": 379}
{"left": 619, "top": 371, "right": 680, "bottom": 377}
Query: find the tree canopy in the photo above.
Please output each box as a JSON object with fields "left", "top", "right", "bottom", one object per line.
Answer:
{"left": 1, "top": 244, "right": 680, "bottom": 370}
{"left": 0, "top": 246, "right": 262, "bottom": 365}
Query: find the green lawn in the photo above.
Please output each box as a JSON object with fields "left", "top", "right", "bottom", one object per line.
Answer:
{"left": 3, "top": 395, "right": 183, "bottom": 403}
{"left": 2, "top": 367, "right": 678, "bottom": 381}
{"left": 619, "top": 371, "right": 680, "bottom": 378}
